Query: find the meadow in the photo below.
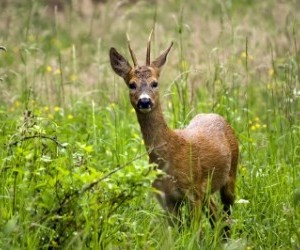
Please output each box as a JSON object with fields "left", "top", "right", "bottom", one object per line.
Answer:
{"left": 0, "top": 0, "right": 299, "bottom": 249}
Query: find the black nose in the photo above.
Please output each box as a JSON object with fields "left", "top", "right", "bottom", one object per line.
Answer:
{"left": 137, "top": 98, "right": 152, "bottom": 109}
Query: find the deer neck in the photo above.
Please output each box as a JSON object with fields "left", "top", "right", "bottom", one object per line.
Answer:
{"left": 136, "top": 103, "right": 172, "bottom": 153}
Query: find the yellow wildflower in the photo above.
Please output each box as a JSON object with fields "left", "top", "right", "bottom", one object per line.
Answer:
{"left": 54, "top": 69, "right": 61, "bottom": 75}
{"left": 69, "top": 74, "right": 77, "bottom": 82}
{"left": 268, "top": 68, "right": 274, "bottom": 77}
{"left": 54, "top": 106, "right": 60, "bottom": 112}
{"left": 240, "top": 165, "right": 248, "bottom": 174}
{"left": 14, "top": 101, "right": 21, "bottom": 107}
{"left": 240, "top": 51, "right": 253, "bottom": 61}
{"left": 46, "top": 66, "right": 52, "bottom": 73}
{"left": 109, "top": 103, "right": 116, "bottom": 109}
{"left": 133, "top": 133, "right": 140, "bottom": 139}
{"left": 214, "top": 79, "right": 221, "bottom": 85}
{"left": 84, "top": 145, "right": 94, "bottom": 153}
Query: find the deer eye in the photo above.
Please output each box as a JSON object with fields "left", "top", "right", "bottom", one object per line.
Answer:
{"left": 128, "top": 82, "right": 137, "bottom": 90}
{"left": 151, "top": 81, "right": 158, "bottom": 88}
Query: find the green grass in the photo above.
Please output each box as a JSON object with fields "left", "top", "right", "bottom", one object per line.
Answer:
{"left": 0, "top": 0, "right": 299, "bottom": 249}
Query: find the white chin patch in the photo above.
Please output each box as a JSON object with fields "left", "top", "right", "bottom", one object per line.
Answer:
{"left": 139, "top": 108, "right": 152, "bottom": 113}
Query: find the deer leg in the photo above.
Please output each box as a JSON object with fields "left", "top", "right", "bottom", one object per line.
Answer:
{"left": 165, "top": 195, "right": 184, "bottom": 227}
{"left": 155, "top": 191, "right": 184, "bottom": 227}
{"left": 220, "top": 180, "right": 235, "bottom": 216}
{"left": 153, "top": 176, "right": 185, "bottom": 227}
{"left": 206, "top": 197, "right": 218, "bottom": 229}
{"left": 189, "top": 196, "right": 212, "bottom": 239}
{"left": 154, "top": 186, "right": 184, "bottom": 226}
{"left": 206, "top": 196, "right": 234, "bottom": 241}
{"left": 220, "top": 180, "right": 235, "bottom": 239}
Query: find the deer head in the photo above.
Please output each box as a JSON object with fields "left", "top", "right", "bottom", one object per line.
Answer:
{"left": 109, "top": 33, "right": 173, "bottom": 114}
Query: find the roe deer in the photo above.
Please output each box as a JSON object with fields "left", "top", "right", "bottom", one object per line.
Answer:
{"left": 109, "top": 34, "right": 239, "bottom": 238}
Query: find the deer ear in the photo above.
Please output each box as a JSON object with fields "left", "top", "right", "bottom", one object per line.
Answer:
{"left": 109, "top": 48, "right": 132, "bottom": 79}
{"left": 150, "top": 42, "right": 173, "bottom": 70}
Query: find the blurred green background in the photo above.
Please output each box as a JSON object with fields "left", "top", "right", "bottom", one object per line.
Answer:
{"left": 0, "top": 0, "right": 299, "bottom": 249}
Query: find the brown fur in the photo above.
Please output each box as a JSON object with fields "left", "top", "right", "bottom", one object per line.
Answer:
{"left": 109, "top": 41, "right": 239, "bottom": 238}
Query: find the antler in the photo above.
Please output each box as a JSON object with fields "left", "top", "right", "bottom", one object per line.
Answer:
{"left": 0, "top": 46, "right": 6, "bottom": 51}
{"left": 146, "top": 29, "right": 154, "bottom": 66}
{"left": 126, "top": 34, "right": 138, "bottom": 67}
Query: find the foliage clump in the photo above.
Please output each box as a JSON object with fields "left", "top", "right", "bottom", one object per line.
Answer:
{"left": 0, "top": 107, "right": 158, "bottom": 248}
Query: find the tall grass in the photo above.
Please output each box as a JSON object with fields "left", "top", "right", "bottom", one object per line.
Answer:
{"left": 0, "top": 0, "right": 299, "bottom": 249}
